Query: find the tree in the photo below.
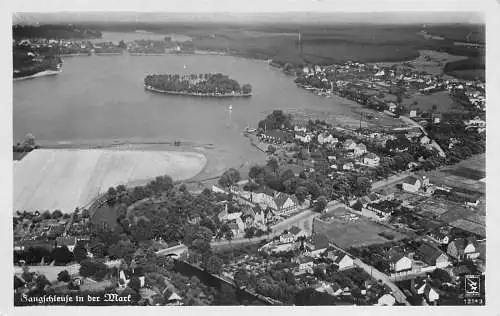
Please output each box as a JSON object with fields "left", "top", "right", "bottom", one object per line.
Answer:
{"left": 41, "top": 210, "right": 52, "bottom": 220}
{"left": 51, "top": 210, "right": 63, "bottom": 219}
{"left": 73, "top": 241, "right": 88, "bottom": 262}
{"left": 205, "top": 255, "right": 223, "bottom": 275}
{"left": 131, "top": 218, "right": 152, "bottom": 242}
{"left": 89, "top": 241, "right": 107, "bottom": 258}
{"left": 430, "top": 268, "right": 451, "bottom": 283}
{"left": 312, "top": 196, "right": 327, "bottom": 212}
{"left": 183, "top": 225, "right": 213, "bottom": 247}
{"left": 108, "top": 239, "right": 136, "bottom": 264}
{"left": 294, "top": 288, "right": 337, "bottom": 305}
{"left": 244, "top": 227, "right": 257, "bottom": 239}
{"left": 295, "top": 186, "right": 309, "bottom": 204}
{"left": 129, "top": 276, "right": 142, "bottom": 292}
{"left": 242, "top": 84, "right": 252, "bottom": 94}
{"left": 52, "top": 246, "right": 74, "bottom": 265}
{"left": 57, "top": 270, "right": 71, "bottom": 283}
{"left": 352, "top": 200, "right": 363, "bottom": 211}
{"left": 218, "top": 168, "right": 241, "bottom": 188}
{"left": 23, "top": 133, "right": 36, "bottom": 148}
{"left": 35, "top": 274, "right": 50, "bottom": 290}
{"left": 79, "top": 259, "right": 96, "bottom": 278}
{"left": 234, "top": 269, "right": 250, "bottom": 288}
{"left": 266, "top": 158, "right": 279, "bottom": 175}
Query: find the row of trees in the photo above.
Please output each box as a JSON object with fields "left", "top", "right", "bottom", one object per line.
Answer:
{"left": 144, "top": 73, "right": 252, "bottom": 95}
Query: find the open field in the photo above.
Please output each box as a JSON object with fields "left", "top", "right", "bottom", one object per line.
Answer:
{"left": 372, "top": 50, "right": 467, "bottom": 76}
{"left": 406, "top": 91, "right": 461, "bottom": 112}
{"left": 313, "top": 206, "right": 407, "bottom": 248}
{"left": 14, "top": 148, "right": 206, "bottom": 213}
{"left": 426, "top": 154, "right": 485, "bottom": 194}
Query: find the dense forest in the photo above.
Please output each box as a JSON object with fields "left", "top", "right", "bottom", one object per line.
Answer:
{"left": 13, "top": 24, "right": 102, "bottom": 39}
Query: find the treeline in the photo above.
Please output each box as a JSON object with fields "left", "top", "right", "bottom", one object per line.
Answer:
{"left": 13, "top": 24, "right": 102, "bottom": 39}
{"left": 144, "top": 73, "right": 252, "bottom": 95}
{"left": 13, "top": 55, "right": 62, "bottom": 78}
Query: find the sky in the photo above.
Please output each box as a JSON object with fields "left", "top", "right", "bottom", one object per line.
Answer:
{"left": 8, "top": 0, "right": 487, "bottom": 24}
{"left": 7, "top": 0, "right": 489, "bottom": 13}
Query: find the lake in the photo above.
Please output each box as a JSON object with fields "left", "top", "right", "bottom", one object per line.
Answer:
{"left": 13, "top": 41, "right": 393, "bottom": 169}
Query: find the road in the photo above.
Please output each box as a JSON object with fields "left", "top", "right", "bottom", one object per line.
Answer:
{"left": 353, "top": 259, "right": 411, "bottom": 306}
{"left": 371, "top": 171, "right": 412, "bottom": 190}
{"left": 400, "top": 116, "right": 446, "bottom": 158}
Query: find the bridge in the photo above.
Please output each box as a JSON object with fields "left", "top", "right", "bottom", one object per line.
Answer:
{"left": 155, "top": 243, "right": 188, "bottom": 258}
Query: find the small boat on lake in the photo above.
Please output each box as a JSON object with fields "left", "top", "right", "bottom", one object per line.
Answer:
{"left": 228, "top": 104, "right": 233, "bottom": 111}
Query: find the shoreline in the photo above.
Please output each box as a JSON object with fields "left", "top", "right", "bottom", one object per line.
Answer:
{"left": 144, "top": 85, "right": 252, "bottom": 98}
{"left": 13, "top": 69, "right": 61, "bottom": 81}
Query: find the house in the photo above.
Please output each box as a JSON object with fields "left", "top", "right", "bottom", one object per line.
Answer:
{"left": 166, "top": 292, "right": 183, "bottom": 306}
{"left": 219, "top": 212, "right": 245, "bottom": 236}
{"left": 330, "top": 282, "right": 344, "bottom": 296}
{"left": 388, "top": 251, "right": 412, "bottom": 272}
{"left": 447, "top": 237, "right": 480, "bottom": 261}
{"left": 253, "top": 208, "right": 267, "bottom": 229}
{"left": 274, "top": 192, "right": 299, "bottom": 215}
{"left": 315, "top": 282, "right": 343, "bottom": 296}
{"left": 417, "top": 282, "right": 439, "bottom": 304}
{"left": 280, "top": 232, "right": 295, "bottom": 244}
{"left": 343, "top": 139, "right": 357, "bottom": 150}
{"left": 419, "top": 135, "right": 431, "bottom": 145}
{"left": 416, "top": 242, "right": 451, "bottom": 268}
{"left": 252, "top": 190, "right": 278, "bottom": 211}
{"left": 387, "top": 102, "right": 397, "bottom": 112}
{"left": 353, "top": 143, "right": 367, "bottom": 157}
{"left": 362, "top": 153, "right": 380, "bottom": 167}
{"left": 296, "top": 256, "right": 314, "bottom": 274}
{"left": 342, "top": 162, "right": 354, "bottom": 171}
{"left": 55, "top": 236, "right": 77, "bottom": 252}
{"left": 377, "top": 293, "right": 396, "bottom": 306}
{"left": 305, "top": 233, "right": 330, "bottom": 257}
{"left": 295, "top": 133, "right": 312, "bottom": 143}
{"left": 409, "top": 110, "right": 417, "bottom": 118}
{"left": 402, "top": 176, "right": 421, "bottom": 193}
{"left": 327, "top": 250, "right": 355, "bottom": 270}
{"left": 427, "top": 228, "right": 450, "bottom": 245}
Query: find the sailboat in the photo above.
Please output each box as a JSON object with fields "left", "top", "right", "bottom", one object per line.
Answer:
{"left": 183, "top": 65, "right": 187, "bottom": 69}
{"left": 228, "top": 104, "right": 233, "bottom": 111}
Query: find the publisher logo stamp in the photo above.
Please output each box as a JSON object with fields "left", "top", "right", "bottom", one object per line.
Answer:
{"left": 465, "top": 275, "right": 480, "bottom": 296}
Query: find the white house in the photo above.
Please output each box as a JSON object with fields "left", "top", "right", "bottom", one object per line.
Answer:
{"left": 362, "top": 153, "right": 380, "bottom": 167}
{"left": 417, "top": 283, "right": 439, "bottom": 303}
{"left": 447, "top": 237, "right": 480, "bottom": 261}
{"left": 389, "top": 252, "right": 412, "bottom": 272}
{"left": 416, "top": 242, "right": 451, "bottom": 268}
{"left": 328, "top": 250, "right": 355, "bottom": 270}
{"left": 402, "top": 176, "right": 422, "bottom": 193}
{"left": 353, "top": 143, "right": 367, "bottom": 157}
{"left": 409, "top": 110, "right": 417, "bottom": 118}
{"left": 378, "top": 294, "right": 396, "bottom": 306}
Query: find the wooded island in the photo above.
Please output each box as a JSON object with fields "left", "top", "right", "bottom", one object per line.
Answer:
{"left": 144, "top": 73, "right": 252, "bottom": 97}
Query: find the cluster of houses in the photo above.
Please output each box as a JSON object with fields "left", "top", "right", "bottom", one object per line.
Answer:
{"left": 213, "top": 182, "right": 302, "bottom": 237}
{"left": 15, "top": 38, "right": 93, "bottom": 54}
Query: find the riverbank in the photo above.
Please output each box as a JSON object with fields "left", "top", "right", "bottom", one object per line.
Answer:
{"left": 13, "top": 69, "right": 61, "bottom": 81}
{"left": 144, "top": 85, "right": 252, "bottom": 98}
